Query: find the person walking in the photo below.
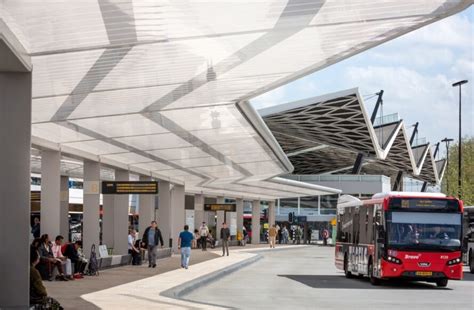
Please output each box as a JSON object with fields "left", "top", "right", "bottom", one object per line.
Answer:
{"left": 199, "top": 222, "right": 209, "bottom": 251}
{"left": 178, "top": 225, "right": 194, "bottom": 269}
{"left": 282, "top": 226, "right": 289, "bottom": 244}
{"left": 220, "top": 222, "right": 230, "bottom": 256}
{"left": 307, "top": 227, "right": 312, "bottom": 244}
{"left": 322, "top": 228, "right": 329, "bottom": 246}
{"left": 142, "top": 221, "right": 164, "bottom": 268}
{"left": 296, "top": 226, "right": 302, "bottom": 245}
{"left": 31, "top": 217, "right": 41, "bottom": 239}
{"left": 268, "top": 224, "right": 277, "bottom": 248}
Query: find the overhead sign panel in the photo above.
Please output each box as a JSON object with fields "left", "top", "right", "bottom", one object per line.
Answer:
{"left": 204, "top": 204, "right": 236, "bottom": 212}
{"left": 31, "top": 191, "right": 41, "bottom": 202}
{"left": 102, "top": 181, "right": 158, "bottom": 195}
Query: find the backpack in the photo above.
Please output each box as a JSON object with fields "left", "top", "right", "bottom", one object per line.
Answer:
{"left": 87, "top": 244, "right": 100, "bottom": 276}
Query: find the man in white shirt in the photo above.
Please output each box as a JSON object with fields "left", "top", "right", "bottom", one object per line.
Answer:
{"left": 52, "top": 235, "right": 73, "bottom": 280}
{"left": 199, "top": 222, "right": 209, "bottom": 251}
{"left": 128, "top": 229, "right": 140, "bottom": 265}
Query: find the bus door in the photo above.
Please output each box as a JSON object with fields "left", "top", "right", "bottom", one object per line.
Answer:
{"left": 373, "top": 207, "right": 384, "bottom": 277}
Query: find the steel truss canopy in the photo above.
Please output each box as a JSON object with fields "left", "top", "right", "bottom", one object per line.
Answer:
{"left": 260, "top": 88, "right": 447, "bottom": 185}
{"left": 1, "top": 0, "right": 468, "bottom": 198}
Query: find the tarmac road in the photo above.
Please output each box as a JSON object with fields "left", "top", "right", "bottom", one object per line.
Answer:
{"left": 185, "top": 246, "right": 474, "bottom": 310}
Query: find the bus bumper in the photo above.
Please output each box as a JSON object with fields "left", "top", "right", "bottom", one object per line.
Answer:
{"left": 381, "top": 260, "right": 463, "bottom": 280}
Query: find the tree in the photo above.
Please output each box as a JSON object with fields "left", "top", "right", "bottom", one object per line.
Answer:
{"left": 441, "top": 137, "right": 474, "bottom": 205}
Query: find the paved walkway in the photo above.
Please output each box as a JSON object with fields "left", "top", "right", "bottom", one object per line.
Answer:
{"left": 81, "top": 245, "right": 303, "bottom": 309}
{"left": 45, "top": 250, "right": 219, "bottom": 309}
{"left": 45, "top": 244, "right": 297, "bottom": 309}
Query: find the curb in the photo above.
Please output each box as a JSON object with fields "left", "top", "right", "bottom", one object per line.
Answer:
{"left": 161, "top": 253, "right": 262, "bottom": 300}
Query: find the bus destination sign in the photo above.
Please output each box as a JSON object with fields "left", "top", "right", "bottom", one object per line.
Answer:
{"left": 204, "top": 204, "right": 236, "bottom": 212}
{"left": 102, "top": 181, "right": 158, "bottom": 195}
{"left": 389, "top": 198, "right": 459, "bottom": 211}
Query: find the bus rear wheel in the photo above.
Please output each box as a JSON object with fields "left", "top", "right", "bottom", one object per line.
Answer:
{"left": 368, "top": 259, "right": 380, "bottom": 286}
{"left": 436, "top": 279, "right": 448, "bottom": 287}
{"left": 344, "top": 254, "right": 352, "bottom": 278}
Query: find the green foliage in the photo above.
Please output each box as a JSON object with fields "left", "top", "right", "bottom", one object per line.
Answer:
{"left": 441, "top": 137, "right": 474, "bottom": 205}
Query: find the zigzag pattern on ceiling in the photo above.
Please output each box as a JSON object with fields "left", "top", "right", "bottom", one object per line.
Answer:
{"left": 259, "top": 88, "right": 446, "bottom": 185}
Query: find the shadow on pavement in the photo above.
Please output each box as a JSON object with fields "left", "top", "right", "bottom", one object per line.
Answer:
{"left": 462, "top": 272, "right": 474, "bottom": 281}
{"left": 278, "top": 275, "right": 452, "bottom": 290}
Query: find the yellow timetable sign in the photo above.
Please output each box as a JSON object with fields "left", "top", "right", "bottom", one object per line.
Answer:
{"left": 102, "top": 181, "right": 158, "bottom": 194}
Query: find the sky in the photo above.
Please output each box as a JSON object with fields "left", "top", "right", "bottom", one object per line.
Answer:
{"left": 251, "top": 6, "right": 473, "bottom": 158}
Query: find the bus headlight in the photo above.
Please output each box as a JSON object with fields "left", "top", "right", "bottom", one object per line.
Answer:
{"left": 387, "top": 256, "right": 402, "bottom": 264}
{"left": 446, "top": 257, "right": 461, "bottom": 266}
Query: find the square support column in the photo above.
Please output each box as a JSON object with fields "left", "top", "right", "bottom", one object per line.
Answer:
{"left": 158, "top": 180, "right": 171, "bottom": 248}
{"left": 113, "top": 169, "right": 129, "bottom": 255}
{"left": 236, "top": 198, "right": 244, "bottom": 236}
{"left": 102, "top": 194, "right": 114, "bottom": 248}
{"left": 251, "top": 200, "right": 261, "bottom": 244}
{"left": 60, "top": 176, "right": 70, "bottom": 241}
{"left": 41, "top": 150, "right": 61, "bottom": 239}
{"left": 170, "top": 184, "right": 185, "bottom": 253}
{"left": 139, "top": 176, "right": 155, "bottom": 238}
{"left": 268, "top": 200, "right": 276, "bottom": 227}
{"left": 0, "top": 71, "right": 31, "bottom": 309}
{"left": 194, "top": 194, "right": 204, "bottom": 232}
{"left": 83, "top": 160, "right": 101, "bottom": 259}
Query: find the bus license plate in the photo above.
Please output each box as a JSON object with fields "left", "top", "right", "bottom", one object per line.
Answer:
{"left": 416, "top": 271, "right": 432, "bottom": 276}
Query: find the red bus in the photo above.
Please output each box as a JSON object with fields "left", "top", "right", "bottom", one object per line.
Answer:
{"left": 335, "top": 192, "right": 464, "bottom": 287}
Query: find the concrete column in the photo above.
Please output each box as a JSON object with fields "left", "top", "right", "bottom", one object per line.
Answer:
{"left": 216, "top": 196, "right": 225, "bottom": 239}
{"left": 83, "top": 160, "right": 101, "bottom": 259}
{"left": 297, "top": 197, "right": 301, "bottom": 215}
{"left": 60, "top": 176, "right": 70, "bottom": 241}
{"left": 236, "top": 198, "right": 244, "bottom": 235}
{"left": 0, "top": 71, "right": 31, "bottom": 309}
{"left": 102, "top": 194, "right": 114, "bottom": 247}
{"left": 268, "top": 200, "right": 276, "bottom": 227}
{"left": 170, "top": 184, "right": 185, "bottom": 253}
{"left": 277, "top": 199, "right": 280, "bottom": 215}
{"left": 318, "top": 195, "right": 321, "bottom": 215}
{"left": 251, "top": 200, "right": 261, "bottom": 244}
{"left": 139, "top": 176, "right": 155, "bottom": 237}
{"left": 41, "top": 150, "right": 61, "bottom": 238}
{"left": 158, "top": 180, "right": 171, "bottom": 248}
{"left": 114, "top": 169, "right": 129, "bottom": 255}
{"left": 194, "top": 194, "right": 204, "bottom": 231}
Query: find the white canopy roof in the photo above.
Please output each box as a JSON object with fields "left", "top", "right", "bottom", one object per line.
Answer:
{"left": 1, "top": 0, "right": 469, "bottom": 199}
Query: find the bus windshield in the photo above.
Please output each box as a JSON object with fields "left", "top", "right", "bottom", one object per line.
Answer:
{"left": 387, "top": 211, "right": 462, "bottom": 252}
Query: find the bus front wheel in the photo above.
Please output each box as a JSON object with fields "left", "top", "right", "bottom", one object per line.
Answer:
{"left": 368, "top": 259, "right": 380, "bottom": 286}
{"left": 436, "top": 279, "right": 448, "bottom": 287}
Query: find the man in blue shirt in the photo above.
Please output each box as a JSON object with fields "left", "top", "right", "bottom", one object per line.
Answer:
{"left": 178, "top": 225, "right": 194, "bottom": 269}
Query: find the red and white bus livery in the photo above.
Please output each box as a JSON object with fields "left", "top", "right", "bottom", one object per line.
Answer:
{"left": 335, "top": 192, "right": 464, "bottom": 287}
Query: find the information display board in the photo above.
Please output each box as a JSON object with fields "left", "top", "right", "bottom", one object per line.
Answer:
{"left": 31, "top": 191, "right": 41, "bottom": 202}
{"left": 102, "top": 181, "right": 158, "bottom": 194}
{"left": 204, "top": 204, "right": 236, "bottom": 212}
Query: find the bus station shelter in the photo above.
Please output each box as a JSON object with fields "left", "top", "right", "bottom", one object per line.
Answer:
{"left": 0, "top": 1, "right": 470, "bottom": 308}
